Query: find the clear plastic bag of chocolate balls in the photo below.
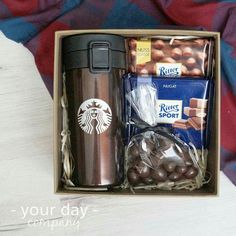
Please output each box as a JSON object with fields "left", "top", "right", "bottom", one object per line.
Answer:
{"left": 127, "top": 36, "right": 214, "bottom": 77}
{"left": 125, "top": 130, "right": 209, "bottom": 192}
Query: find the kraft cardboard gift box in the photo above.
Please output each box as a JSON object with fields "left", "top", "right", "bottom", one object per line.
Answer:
{"left": 53, "top": 29, "right": 220, "bottom": 195}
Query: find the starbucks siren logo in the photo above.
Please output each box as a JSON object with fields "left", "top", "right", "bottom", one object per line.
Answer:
{"left": 78, "top": 98, "right": 112, "bottom": 134}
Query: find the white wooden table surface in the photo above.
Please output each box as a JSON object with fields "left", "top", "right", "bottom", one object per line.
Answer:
{"left": 0, "top": 32, "right": 236, "bottom": 236}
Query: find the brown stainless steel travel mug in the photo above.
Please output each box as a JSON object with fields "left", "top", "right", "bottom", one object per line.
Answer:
{"left": 63, "top": 34, "right": 126, "bottom": 187}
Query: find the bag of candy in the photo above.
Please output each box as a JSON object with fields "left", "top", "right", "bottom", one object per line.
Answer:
{"left": 125, "top": 130, "right": 209, "bottom": 191}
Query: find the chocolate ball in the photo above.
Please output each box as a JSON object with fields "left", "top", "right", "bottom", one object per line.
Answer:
{"left": 151, "top": 49, "right": 164, "bottom": 61}
{"left": 184, "top": 166, "right": 198, "bottom": 179}
{"left": 168, "top": 172, "right": 182, "bottom": 181}
{"left": 135, "top": 161, "right": 150, "bottom": 178}
{"left": 127, "top": 168, "right": 140, "bottom": 185}
{"left": 185, "top": 160, "right": 193, "bottom": 166}
{"left": 182, "top": 155, "right": 193, "bottom": 166}
{"left": 128, "top": 144, "right": 139, "bottom": 158}
{"left": 171, "top": 48, "right": 182, "bottom": 59}
{"left": 164, "top": 161, "right": 176, "bottom": 173}
{"left": 142, "top": 177, "right": 154, "bottom": 185}
{"left": 176, "top": 165, "right": 188, "bottom": 174}
{"left": 130, "top": 156, "right": 140, "bottom": 167}
{"left": 152, "top": 39, "right": 165, "bottom": 49}
{"left": 151, "top": 168, "right": 167, "bottom": 182}
{"left": 183, "top": 47, "right": 193, "bottom": 57}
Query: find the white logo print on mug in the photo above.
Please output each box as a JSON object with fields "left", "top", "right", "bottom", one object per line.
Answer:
{"left": 78, "top": 98, "right": 112, "bottom": 134}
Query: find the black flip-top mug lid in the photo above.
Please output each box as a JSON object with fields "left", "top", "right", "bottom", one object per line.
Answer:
{"left": 63, "top": 33, "right": 126, "bottom": 54}
{"left": 62, "top": 33, "right": 126, "bottom": 71}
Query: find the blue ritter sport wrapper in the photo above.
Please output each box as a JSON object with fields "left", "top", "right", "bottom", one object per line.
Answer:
{"left": 123, "top": 73, "right": 214, "bottom": 149}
